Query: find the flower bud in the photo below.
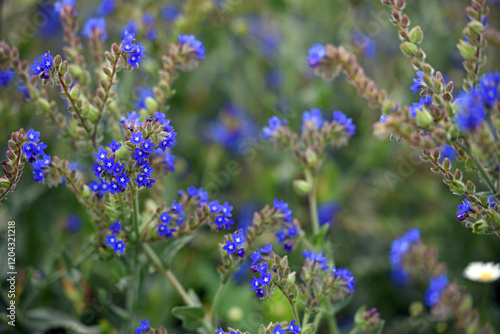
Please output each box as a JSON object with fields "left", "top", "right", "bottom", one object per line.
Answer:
{"left": 472, "top": 219, "right": 489, "bottom": 234}
{"left": 70, "top": 84, "right": 81, "bottom": 100}
{"left": 457, "top": 40, "right": 476, "bottom": 60}
{"left": 145, "top": 97, "right": 158, "bottom": 112}
{"left": 416, "top": 108, "right": 433, "bottom": 127}
{"left": 409, "top": 26, "right": 424, "bottom": 44}
{"left": 468, "top": 20, "right": 484, "bottom": 35}
{"left": 400, "top": 42, "right": 418, "bottom": 57}
{"left": 293, "top": 179, "right": 312, "bottom": 196}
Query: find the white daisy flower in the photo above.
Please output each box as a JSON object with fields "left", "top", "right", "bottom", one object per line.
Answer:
{"left": 463, "top": 261, "right": 500, "bottom": 283}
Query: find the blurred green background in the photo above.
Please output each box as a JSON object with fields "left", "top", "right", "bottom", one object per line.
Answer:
{"left": 0, "top": 0, "right": 499, "bottom": 333}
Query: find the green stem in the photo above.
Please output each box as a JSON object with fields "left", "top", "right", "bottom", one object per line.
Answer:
{"left": 211, "top": 282, "right": 228, "bottom": 326}
{"left": 129, "top": 186, "right": 141, "bottom": 331}
{"left": 305, "top": 170, "right": 320, "bottom": 236}
{"left": 455, "top": 141, "right": 496, "bottom": 193}
{"left": 142, "top": 243, "right": 213, "bottom": 333}
{"left": 481, "top": 283, "right": 489, "bottom": 324}
{"left": 325, "top": 299, "right": 340, "bottom": 334}
{"left": 302, "top": 311, "right": 311, "bottom": 327}
{"left": 312, "top": 312, "right": 322, "bottom": 334}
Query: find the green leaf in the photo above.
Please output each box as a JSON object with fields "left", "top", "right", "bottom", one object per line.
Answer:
{"left": 354, "top": 305, "right": 367, "bottom": 325}
{"left": 25, "top": 308, "right": 103, "bottom": 334}
{"left": 171, "top": 305, "right": 206, "bottom": 331}
{"left": 160, "top": 235, "right": 194, "bottom": 267}
{"left": 312, "top": 224, "right": 330, "bottom": 248}
{"left": 301, "top": 323, "right": 315, "bottom": 334}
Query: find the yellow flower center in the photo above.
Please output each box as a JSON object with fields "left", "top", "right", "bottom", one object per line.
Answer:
{"left": 478, "top": 272, "right": 493, "bottom": 281}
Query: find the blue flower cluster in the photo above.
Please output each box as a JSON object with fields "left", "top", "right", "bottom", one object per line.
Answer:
{"left": 249, "top": 244, "right": 273, "bottom": 298}
{"left": 210, "top": 200, "right": 235, "bottom": 230}
{"left": 223, "top": 230, "right": 246, "bottom": 258}
{"left": 122, "top": 31, "right": 146, "bottom": 68}
{"left": 82, "top": 17, "right": 108, "bottom": 41}
{"left": 273, "top": 199, "right": 298, "bottom": 252}
{"left": 178, "top": 34, "right": 206, "bottom": 59}
{"left": 301, "top": 108, "right": 324, "bottom": 130}
{"left": 307, "top": 44, "right": 326, "bottom": 68}
{"left": 105, "top": 221, "right": 126, "bottom": 254}
{"left": 409, "top": 95, "right": 432, "bottom": 118}
{"left": 389, "top": 228, "right": 420, "bottom": 285}
{"left": 89, "top": 142, "right": 131, "bottom": 195}
{"left": 262, "top": 116, "right": 288, "bottom": 139}
{"left": 0, "top": 70, "right": 15, "bottom": 87}
{"left": 135, "top": 319, "right": 149, "bottom": 334}
{"left": 53, "top": 0, "right": 75, "bottom": 16}
{"left": 22, "top": 129, "right": 50, "bottom": 183}
{"left": 455, "top": 72, "right": 500, "bottom": 131}
{"left": 157, "top": 201, "right": 185, "bottom": 239}
{"left": 332, "top": 267, "right": 356, "bottom": 292}
{"left": 178, "top": 186, "right": 209, "bottom": 205}
{"left": 205, "top": 106, "right": 258, "bottom": 154}
{"left": 30, "top": 51, "right": 54, "bottom": 78}
{"left": 351, "top": 30, "right": 376, "bottom": 58}
{"left": 98, "top": 0, "right": 115, "bottom": 16}
{"left": 143, "top": 13, "right": 158, "bottom": 41}
{"left": 424, "top": 273, "right": 449, "bottom": 307}
{"left": 333, "top": 111, "right": 356, "bottom": 136}
{"left": 303, "top": 250, "right": 329, "bottom": 271}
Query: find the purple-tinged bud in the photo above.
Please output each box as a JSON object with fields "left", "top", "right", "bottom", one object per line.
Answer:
{"left": 256, "top": 288, "right": 265, "bottom": 298}
{"left": 40, "top": 71, "right": 50, "bottom": 79}
{"left": 250, "top": 265, "right": 259, "bottom": 272}
{"left": 457, "top": 214, "right": 466, "bottom": 221}
{"left": 237, "top": 248, "right": 245, "bottom": 258}
{"left": 283, "top": 242, "right": 292, "bottom": 252}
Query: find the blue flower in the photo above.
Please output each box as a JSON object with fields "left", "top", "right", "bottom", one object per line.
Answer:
{"left": 157, "top": 224, "right": 175, "bottom": 238}
{"left": 89, "top": 181, "right": 100, "bottom": 194}
{"left": 303, "top": 250, "right": 329, "bottom": 271}
{"left": 33, "top": 169, "right": 44, "bottom": 183}
{"left": 159, "top": 131, "right": 177, "bottom": 151}
{"left": 233, "top": 233, "right": 246, "bottom": 246}
{"left": 112, "top": 163, "right": 124, "bottom": 176}
{"left": 132, "top": 148, "right": 146, "bottom": 162}
{"left": 98, "top": 0, "right": 115, "bottom": 16}
{"left": 105, "top": 234, "right": 117, "bottom": 247}
{"left": 249, "top": 276, "right": 260, "bottom": 290}
{"left": 214, "top": 215, "right": 226, "bottom": 229}
{"left": 135, "top": 319, "right": 149, "bottom": 334}
{"left": 332, "top": 267, "right": 356, "bottom": 292}
{"left": 439, "top": 144, "right": 456, "bottom": 162}
{"left": 94, "top": 147, "right": 108, "bottom": 162}
{"left": 262, "top": 116, "right": 287, "bottom": 139}
{"left": 223, "top": 240, "right": 237, "bottom": 255}
{"left": 27, "top": 129, "right": 41, "bottom": 143}
{"left": 389, "top": 228, "right": 420, "bottom": 285}
{"left": 273, "top": 198, "right": 293, "bottom": 222}
{"left": 163, "top": 151, "right": 176, "bottom": 172}
{"left": 122, "top": 33, "right": 136, "bottom": 52}
{"left": 215, "top": 328, "right": 224, "bottom": 334}
{"left": 22, "top": 143, "right": 36, "bottom": 158}
{"left": 318, "top": 202, "right": 339, "bottom": 227}
{"left": 273, "top": 324, "right": 286, "bottom": 334}
{"left": 259, "top": 272, "right": 272, "bottom": 286}
{"left": 35, "top": 142, "right": 47, "bottom": 156}
{"left": 103, "top": 157, "right": 115, "bottom": 173}
{"left": 41, "top": 51, "right": 53, "bottom": 71}
{"left": 479, "top": 72, "right": 500, "bottom": 107}
{"left": 33, "top": 155, "right": 51, "bottom": 169}
{"left": 220, "top": 201, "right": 233, "bottom": 217}
{"left": 288, "top": 319, "right": 301, "bottom": 333}
{"left": 114, "top": 240, "right": 126, "bottom": 253}
{"left": 302, "top": 108, "right": 324, "bottom": 130}
{"left": 307, "top": 44, "right": 326, "bottom": 68}
{"left": 30, "top": 59, "right": 44, "bottom": 76}
{"left": 121, "top": 111, "right": 142, "bottom": 126}
{"left": 287, "top": 226, "right": 298, "bottom": 238}
{"left": 99, "top": 181, "right": 111, "bottom": 194}
{"left": 142, "top": 164, "right": 154, "bottom": 177}
{"left": 258, "top": 263, "right": 268, "bottom": 274}
{"left": 260, "top": 244, "right": 272, "bottom": 253}
{"left": 210, "top": 200, "right": 221, "bottom": 213}
{"left": 424, "top": 274, "right": 449, "bottom": 307}
{"left": 82, "top": 18, "right": 108, "bottom": 41}
{"left": 54, "top": 0, "right": 75, "bottom": 15}
{"left": 161, "top": 4, "right": 180, "bottom": 21}
{"left": 275, "top": 229, "right": 286, "bottom": 243}
{"left": 135, "top": 87, "right": 154, "bottom": 109}
{"left": 109, "top": 182, "right": 120, "bottom": 194}
{"left": 131, "top": 132, "right": 144, "bottom": 146}
{"left": 351, "top": 30, "right": 376, "bottom": 58}
{"left": 255, "top": 288, "right": 265, "bottom": 298}
{"left": 116, "top": 173, "right": 130, "bottom": 188}
{"left": 142, "top": 139, "right": 155, "bottom": 154}
{"left": 489, "top": 196, "right": 496, "bottom": 207}
{"left": 456, "top": 199, "right": 471, "bottom": 215}
{"left": 410, "top": 71, "right": 424, "bottom": 94}
{"left": 236, "top": 248, "right": 245, "bottom": 258}
{"left": 110, "top": 221, "right": 121, "bottom": 233}
{"left": 251, "top": 250, "right": 262, "bottom": 265}
{"left": 122, "top": 21, "right": 138, "bottom": 38}
{"left": 333, "top": 111, "right": 356, "bottom": 136}
{"left": 108, "top": 140, "right": 122, "bottom": 152}
{"left": 178, "top": 34, "right": 206, "bottom": 59}
{"left": 136, "top": 174, "right": 147, "bottom": 187}
{"left": 0, "top": 70, "right": 15, "bottom": 87}
{"left": 455, "top": 89, "right": 487, "bottom": 131}
{"left": 128, "top": 42, "right": 146, "bottom": 68}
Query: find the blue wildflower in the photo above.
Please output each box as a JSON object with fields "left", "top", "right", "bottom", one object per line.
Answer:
{"left": 424, "top": 274, "right": 449, "bottom": 307}
{"left": 110, "top": 221, "right": 121, "bottom": 233}
{"left": 251, "top": 250, "right": 262, "bottom": 265}
{"left": 439, "top": 144, "right": 456, "bottom": 162}
{"left": 98, "top": 0, "right": 115, "bottom": 15}
{"left": 122, "top": 31, "right": 136, "bottom": 53}
{"left": 161, "top": 4, "right": 180, "bottom": 21}
{"left": 260, "top": 243, "right": 272, "bottom": 253}
{"left": 410, "top": 71, "right": 424, "bottom": 94}
{"left": 302, "top": 108, "right": 324, "bottom": 130}
{"left": 333, "top": 111, "right": 356, "bottom": 135}
{"left": 88, "top": 181, "right": 100, "bottom": 194}
{"left": 479, "top": 72, "right": 500, "bottom": 107}
{"left": 82, "top": 18, "right": 108, "bottom": 41}
{"left": 27, "top": 129, "right": 41, "bottom": 143}
{"left": 178, "top": 34, "right": 206, "bottom": 59}
{"left": 30, "top": 59, "right": 44, "bottom": 76}
{"left": 135, "top": 319, "right": 149, "bottom": 334}
{"left": 288, "top": 319, "right": 301, "bottom": 334}
{"left": 163, "top": 151, "right": 176, "bottom": 172}
{"left": 332, "top": 267, "right": 356, "bottom": 292}
{"left": 116, "top": 173, "right": 130, "bottom": 188}
{"left": 0, "top": 70, "right": 15, "bottom": 87}
{"left": 157, "top": 224, "right": 175, "bottom": 238}
{"left": 122, "top": 21, "right": 138, "bottom": 38}
{"left": 102, "top": 157, "right": 115, "bottom": 173}
{"left": 249, "top": 276, "right": 260, "bottom": 290}
{"left": 262, "top": 116, "right": 287, "bottom": 139}
{"left": 303, "top": 250, "right": 329, "bottom": 271}
{"left": 33, "top": 169, "right": 44, "bottom": 183}
{"left": 108, "top": 139, "right": 122, "bottom": 152}
{"left": 489, "top": 196, "right": 496, "bottom": 207}
{"left": 223, "top": 240, "right": 237, "bottom": 255}
{"left": 94, "top": 147, "right": 108, "bottom": 162}
{"left": 273, "top": 198, "right": 293, "bottom": 222}
{"left": 105, "top": 234, "right": 117, "bottom": 247}
{"left": 456, "top": 199, "right": 471, "bottom": 214}
{"left": 273, "top": 325, "right": 286, "bottom": 334}
{"left": 109, "top": 182, "right": 120, "bottom": 194}
{"left": 54, "top": 0, "right": 75, "bottom": 15}
{"left": 307, "top": 44, "right": 326, "bottom": 68}
{"left": 130, "top": 132, "right": 144, "bottom": 146}
{"left": 351, "top": 29, "right": 376, "bottom": 58}
{"left": 128, "top": 42, "right": 146, "bottom": 68}
{"left": 135, "top": 87, "right": 154, "bottom": 109}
